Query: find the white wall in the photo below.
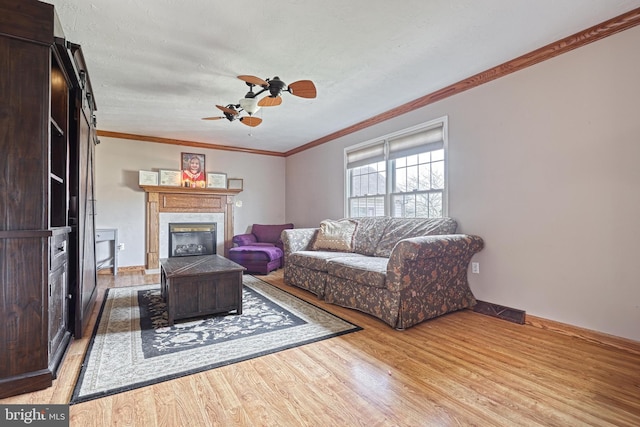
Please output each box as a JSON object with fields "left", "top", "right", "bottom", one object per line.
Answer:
{"left": 94, "top": 137, "right": 286, "bottom": 268}
{"left": 285, "top": 26, "right": 640, "bottom": 341}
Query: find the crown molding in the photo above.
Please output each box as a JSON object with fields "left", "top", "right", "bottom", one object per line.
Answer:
{"left": 95, "top": 130, "right": 286, "bottom": 157}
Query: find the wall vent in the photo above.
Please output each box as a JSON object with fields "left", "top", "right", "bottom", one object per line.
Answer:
{"left": 473, "top": 300, "right": 526, "bottom": 324}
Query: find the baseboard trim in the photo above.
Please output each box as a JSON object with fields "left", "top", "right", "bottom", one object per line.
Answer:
{"left": 97, "top": 265, "right": 145, "bottom": 275}
{"left": 525, "top": 314, "right": 640, "bottom": 356}
{"left": 118, "top": 265, "right": 146, "bottom": 274}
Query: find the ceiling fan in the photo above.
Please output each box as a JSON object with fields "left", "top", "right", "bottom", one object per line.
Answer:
{"left": 237, "top": 75, "right": 317, "bottom": 108}
{"left": 202, "top": 75, "right": 316, "bottom": 127}
{"left": 201, "top": 104, "right": 263, "bottom": 127}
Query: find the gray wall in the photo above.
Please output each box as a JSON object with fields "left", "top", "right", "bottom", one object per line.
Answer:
{"left": 285, "top": 26, "right": 640, "bottom": 341}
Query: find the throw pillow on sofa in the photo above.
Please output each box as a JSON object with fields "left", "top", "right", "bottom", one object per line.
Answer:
{"left": 311, "top": 219, "right": 358, "bottom": 252}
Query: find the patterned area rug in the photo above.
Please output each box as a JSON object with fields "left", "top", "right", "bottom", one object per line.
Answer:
{"left": 70, "top": 275, "right": 360, "bottom": 404}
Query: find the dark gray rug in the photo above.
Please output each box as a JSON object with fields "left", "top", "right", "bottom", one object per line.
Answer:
{"left": 70, "top": 275, "right": 360, "bottom": 404}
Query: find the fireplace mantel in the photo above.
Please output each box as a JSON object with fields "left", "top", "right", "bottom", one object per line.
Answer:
{"left": 140, "top": 185, "right": 242, "bottom": 270}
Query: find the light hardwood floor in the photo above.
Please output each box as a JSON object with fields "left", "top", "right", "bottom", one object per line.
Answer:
{"left": 2, "top": 270, "right": 639, "bottom": 426}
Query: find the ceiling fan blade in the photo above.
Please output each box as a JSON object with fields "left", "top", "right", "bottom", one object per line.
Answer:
{"left": 238, "top": 75, "right": 268, "bottom": 87}
{"left": 288, "top": 80, "right": 317, "bottom": 98}
{"left": 258, "top": 96, "right": 282, "bottom": 107}
{"left": 239, "top": 116, "right": 262, "bottom": 127}
{"left": 216, "top": 104, "right": 239, "bottom": 115}
{"left": 201, "top": 116, "right": 225, "bottom": 120}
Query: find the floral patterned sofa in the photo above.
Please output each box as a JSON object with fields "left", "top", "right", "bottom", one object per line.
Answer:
{"left": 281, "top": 217, "right": 484, "bottom": 329}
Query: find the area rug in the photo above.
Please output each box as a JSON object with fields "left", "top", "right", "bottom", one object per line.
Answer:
{"left": 70, "top": 275, "right": 360, "bottom": 404}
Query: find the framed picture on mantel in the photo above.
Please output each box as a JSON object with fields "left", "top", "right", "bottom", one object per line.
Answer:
{"left": 138, "top": 170, "right": 158, "bottom": 186}
{"left": 159, "top": 170, "right": 181, "bottom": 186}
{"left": 181, "top": 152, "right": 206, "bottom": 188}
{"left": 207, "top": 172, "right": 227, "bottom": 189}
{"left": 227, "top": 178, "right": 243, "bottom": 190}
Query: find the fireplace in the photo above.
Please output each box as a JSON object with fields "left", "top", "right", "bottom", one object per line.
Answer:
{"left": 140, "top": 186, "right": 240, "bottom": 270}
{"left": 168, "top": 222, "right": 216, "bottom": 257}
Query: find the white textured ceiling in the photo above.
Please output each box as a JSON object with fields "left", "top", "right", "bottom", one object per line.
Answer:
{"left": 46, "top": 0, "right": 640, "bottom": 153}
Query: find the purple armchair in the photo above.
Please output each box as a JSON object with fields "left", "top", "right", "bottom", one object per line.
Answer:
{"left": 229, "top": 223, "right": 294, "bottom": 274}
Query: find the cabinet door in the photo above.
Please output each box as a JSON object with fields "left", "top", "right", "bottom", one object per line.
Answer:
{"left": 49, "top": 231, "right": 71, "bottom": 376}
{"left": 48, "top": 263, "right": 72, "bottom": 377}
{"left": 48, "top": 265, "right": 67, "bottom": 362}
{"left": 74, "top": 109, "right": 98, "bottom": 337}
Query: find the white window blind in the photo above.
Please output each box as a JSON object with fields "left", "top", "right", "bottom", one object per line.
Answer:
{"left": 388, "top": 123, "right": 444, "bottom": 160}
{"left": 346, "top": 141, "right": 385, "bottom": 169}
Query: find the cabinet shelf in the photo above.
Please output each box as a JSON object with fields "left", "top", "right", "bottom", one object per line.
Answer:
{"left": 50, "top": 173, "right": 64, "bottom": 184}
{"left": 50, "top": 117, "right": 64, "bottom": 137}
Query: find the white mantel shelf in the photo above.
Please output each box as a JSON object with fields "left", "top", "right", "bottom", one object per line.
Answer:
{"left": 140, "top": 185, "right": 242, "bottom": 270}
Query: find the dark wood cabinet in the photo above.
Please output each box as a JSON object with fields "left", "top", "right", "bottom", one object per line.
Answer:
{"left": 0, "top": 0, "right": 97, "bottom": 398}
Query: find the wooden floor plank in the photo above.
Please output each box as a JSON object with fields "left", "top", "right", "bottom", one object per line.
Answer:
{"left": 194, "top": 370, "right": 252, "bottom": 427}
{"left": 1, "top": 269, "right": 639, "bottom": 426}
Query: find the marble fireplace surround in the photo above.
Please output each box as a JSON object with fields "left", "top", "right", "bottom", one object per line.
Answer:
{"left": 140, "top": 186, "right": 242, "bottom": 271}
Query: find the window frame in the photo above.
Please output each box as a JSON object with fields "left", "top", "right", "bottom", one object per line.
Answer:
{"left": 344, "top": 116, "right": 448, "bottom": 219}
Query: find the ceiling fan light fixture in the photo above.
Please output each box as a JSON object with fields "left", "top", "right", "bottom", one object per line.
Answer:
{"left": 239, "top": 97, "right": 260, "bottom": 115}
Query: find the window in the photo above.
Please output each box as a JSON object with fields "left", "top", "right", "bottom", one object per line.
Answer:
{"left": 345, "top": 118, "right": 447, "bottom": 218}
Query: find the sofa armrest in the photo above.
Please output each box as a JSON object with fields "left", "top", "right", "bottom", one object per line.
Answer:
{"left": 386, "top": 234, "right": 484, "bottom": 292}
{"left": 281, "top": 228, "right": 318, "bottom": 255}
{"left": 233, "top": 233, "right": 258, "bottom": 246}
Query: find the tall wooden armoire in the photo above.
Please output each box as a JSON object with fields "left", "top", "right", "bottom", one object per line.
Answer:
{"left": 0, "top": 0, "right": 98, "bottom": 398}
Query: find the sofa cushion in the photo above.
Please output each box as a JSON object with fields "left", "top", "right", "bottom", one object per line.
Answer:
{"left": 311, "top": 219, "right": 358, "bottom": 252}
{"left": 252, "top": 223, "right": 294, "bottom": 244}
{"left": 374, "top": 217, "right": 458, "bottom": 257}
{"left": 288, "top": 251, "right": 365, "bottom": 272}
{"left": 327, "top": 256, "right": 388, "bottom": 289}
{"left": 351, "top": 217, "right": 391, "bottom": 256}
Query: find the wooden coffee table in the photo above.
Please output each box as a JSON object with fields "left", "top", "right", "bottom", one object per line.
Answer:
{"left": 160, "top": 255, "right": 246, "bottom": 325}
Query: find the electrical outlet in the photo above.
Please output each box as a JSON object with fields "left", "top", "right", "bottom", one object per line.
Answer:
{"left": 471, "top": 262, "right": 480, "bottom": 274}
{"left": 117, "top": 243, "right": 125, "bottom": 251}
